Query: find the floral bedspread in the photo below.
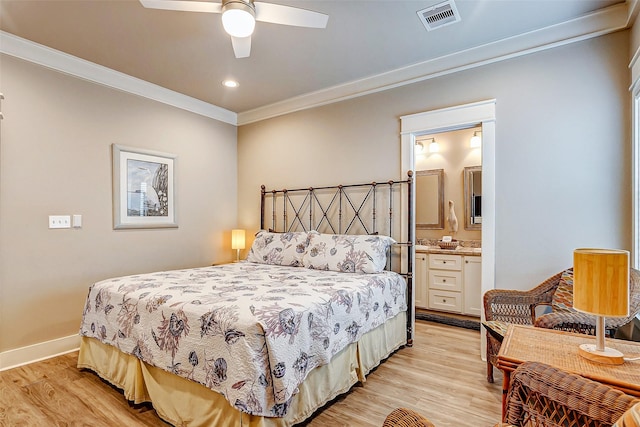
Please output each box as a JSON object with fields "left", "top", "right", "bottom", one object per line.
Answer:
{"left": 79, "top": 262, "right": 407, "bottom": 417}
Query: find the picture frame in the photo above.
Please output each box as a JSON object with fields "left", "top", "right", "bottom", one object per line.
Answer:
{"left": 112, "top": 144, "right": 178, "bottom": 229}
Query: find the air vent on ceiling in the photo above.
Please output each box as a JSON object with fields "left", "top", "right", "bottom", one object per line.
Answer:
{"left": 417, "top": 0, "right": 461, "bottom": 31}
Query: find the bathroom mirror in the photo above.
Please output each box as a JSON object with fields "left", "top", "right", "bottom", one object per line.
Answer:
{"left": 464, "top": 166, "right": 482, "bottom": 230}
{"left": 415, "top": 169, "right": 444, "bottom": 229}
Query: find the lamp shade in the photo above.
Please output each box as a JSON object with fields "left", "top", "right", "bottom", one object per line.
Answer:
{"left": 231, "top": 229, "right": 246, "bottom": 250}
{"left": 573, "top": 248, "right": 629, "bottom": 317}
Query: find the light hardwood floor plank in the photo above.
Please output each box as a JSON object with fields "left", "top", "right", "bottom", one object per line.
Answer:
{"left": 0, "top": 321, "right": 502, "bottom": 426}
{"left": 69, "top": 376, "right": 169, "bottom": 426}
{"left": 21, "top": 378, "right": 116, "bottom": 427}
{"left": 0, "top": 377, "right": 52, "bottom": 426}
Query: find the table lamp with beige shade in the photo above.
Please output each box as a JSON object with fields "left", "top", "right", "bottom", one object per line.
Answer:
{"left": 231, "top": 229, "right": 245, "bottom": 262}
{"left": 573, "top": 248, "right": 629, "bottom": 365}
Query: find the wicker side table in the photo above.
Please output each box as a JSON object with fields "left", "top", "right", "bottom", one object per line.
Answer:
{"left": 496, "top": 324, "right": 640, "bottom": 421}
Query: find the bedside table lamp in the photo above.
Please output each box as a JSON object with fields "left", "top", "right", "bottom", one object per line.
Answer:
{"left": 573, "top": 248, "right": 629, "bottom": 365}
{"left": 231, "top": 229, "right": 245, "bottom": 262}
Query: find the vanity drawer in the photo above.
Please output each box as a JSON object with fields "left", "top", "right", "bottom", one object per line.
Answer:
{"left": 428, "top": 289, "right": 462, "bottom": 313}
{"left": 429, "top": 270, "right": 462, "bottom": 291}
{"left": 428, "top": 254, "right": 462, "bottom": 271}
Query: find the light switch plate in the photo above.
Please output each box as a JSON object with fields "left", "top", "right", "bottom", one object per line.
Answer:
{"left": 49, "top": 215, "right": 71, "bottom": 229}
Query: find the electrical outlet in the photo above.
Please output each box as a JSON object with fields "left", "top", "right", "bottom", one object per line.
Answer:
{"left": 49, "top": 215, "right": 71, "bottom": 229}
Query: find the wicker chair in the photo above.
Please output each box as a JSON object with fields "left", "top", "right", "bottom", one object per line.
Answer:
{"left": 383, "top": 363, "right": 640, "bottom": 427}
{"left": 382, "top": 408, "right": 434, "bottom": 427}
{"left": 504, "top": 362, "right": 640, "bottom": 427}
{"left": 483, "top": 268, "right": 640, "bottom": 383}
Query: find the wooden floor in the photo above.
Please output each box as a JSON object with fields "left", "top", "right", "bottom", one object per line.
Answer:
{"left": 0, "top": 320, "right": 503, "bottom": 426}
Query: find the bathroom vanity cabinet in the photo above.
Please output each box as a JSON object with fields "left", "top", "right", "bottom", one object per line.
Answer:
{"left": 415, "top": 250, "right": 481, "bottom": 317}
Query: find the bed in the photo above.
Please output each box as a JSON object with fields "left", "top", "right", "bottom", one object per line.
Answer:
{"left": 77, "top": 173, "right": 414, "bottom": 427}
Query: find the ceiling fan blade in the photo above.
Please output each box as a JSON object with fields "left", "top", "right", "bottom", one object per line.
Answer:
{"left": 254, "top": 2, "right": 328, "bottom": 28}
{"left": 139, "top": 0, "right": 222, "bottom": 14}
{"left": 231, "top": 36, "right": 252, "bottom": 58}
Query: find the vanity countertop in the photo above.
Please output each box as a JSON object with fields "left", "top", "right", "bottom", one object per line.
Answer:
{"left": 414, "top": 245, "right": 481, "bottom": 256}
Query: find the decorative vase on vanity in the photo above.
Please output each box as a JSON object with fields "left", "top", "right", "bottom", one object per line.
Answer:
{"left": 447, "top": 200, "right": 458, "bottom": 235}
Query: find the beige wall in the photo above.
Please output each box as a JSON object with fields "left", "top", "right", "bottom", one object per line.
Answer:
{"left": 239, "top": 30, "right": 631, "bottom": 291}
{"left": 0, "top": 55, "right": 237, "bottom": 353}
{"left": 0, "top": 28, "right": 632, "bottom": 360}
{"left": 415, "top": 127, "right": 482, "bottom": 242}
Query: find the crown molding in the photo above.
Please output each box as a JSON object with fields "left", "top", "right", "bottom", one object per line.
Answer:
{"left": 1, "top": 2, "right": 629, "bottom": 128}
{"left": 0, "top": 31, "right": 238, "bottom": 126}
{"left": 237, "top": 2, "right": 629, "bottom": 126}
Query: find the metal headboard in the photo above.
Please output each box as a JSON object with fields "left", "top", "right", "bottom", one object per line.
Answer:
{"left": 260, "top": 171, "right": 414, "bottom": 344}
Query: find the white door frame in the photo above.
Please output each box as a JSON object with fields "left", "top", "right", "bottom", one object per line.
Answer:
{"left": 632, "top": 76, "right": 640, "bottom": 269}
{"left": 400, "top": 99, "right": 496, "bottom": 359}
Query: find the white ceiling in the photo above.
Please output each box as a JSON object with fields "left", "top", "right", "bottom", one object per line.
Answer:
{"left": 0, "top": 0, "right": 630, "bottom": 123}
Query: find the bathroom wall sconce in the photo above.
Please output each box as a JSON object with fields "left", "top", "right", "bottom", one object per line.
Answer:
{"left": 470, "top": 131, "right": 482, "bottom": 148}
{"left": 428, "top": 138, "right": 439, "bottom": 153}
{"left": 416, "top": 138, "right": 439, "bottom": 154}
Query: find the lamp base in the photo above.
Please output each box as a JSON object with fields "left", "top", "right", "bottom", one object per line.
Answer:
{"left": 578, "top": 343, "right": 625, "bottom": 365}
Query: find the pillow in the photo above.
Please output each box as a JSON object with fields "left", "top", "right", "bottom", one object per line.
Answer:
{"left": 551, "top": 268, "right": 576, "bottom": 313}
{"left": 482, "top": 320, "right": 508, "bottom": 340}
{"left": 303, "top": 233, "right": 395, "bottom": 273}
{"left": 246, "top": 230, "right": 313, "bottom": 267}
{"left": 613, "top": 401, "right": 640, "bottom": 427}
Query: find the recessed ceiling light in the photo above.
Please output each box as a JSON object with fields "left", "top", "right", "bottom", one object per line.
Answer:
{"left": 222, "top": 80, "right": 239, "bottom": 88}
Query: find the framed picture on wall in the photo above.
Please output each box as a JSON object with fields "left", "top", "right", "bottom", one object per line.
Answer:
{"left": 112, "top": 144, "right": 178, "bottom": 229}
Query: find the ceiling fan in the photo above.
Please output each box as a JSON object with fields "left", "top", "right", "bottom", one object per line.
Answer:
{"left": 139, "top": 0, "right": 329, "bottom": 59}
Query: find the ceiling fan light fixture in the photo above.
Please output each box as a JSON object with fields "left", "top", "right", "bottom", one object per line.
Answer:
{"left": 222, "top": 1, "right": 256, "bottom": 38}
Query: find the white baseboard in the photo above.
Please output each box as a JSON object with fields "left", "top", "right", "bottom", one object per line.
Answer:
{"left": 0, "top": 334, "right": 80, "bottom": 371}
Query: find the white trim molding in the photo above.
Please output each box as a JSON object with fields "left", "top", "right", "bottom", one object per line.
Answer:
{"left": 0, "top": 2, "right": 630, "bottom": 127}
{"left": 400, "top": 100, "right": 497, "bottom": 136}
{"left": 238, "top": 3, "right": 627, "bottom": 125}
{"left": 0, "top": 31, "right": 238, "bottom": 126}
{"left": 400, "top": 99, "right": 496, "bottom": 359}
{"left": 630, "top": 0, "right": 640, "bottom": 270}
{"left": 631, "top": 43, "right": 640, "bottom": 93}
{"left": 0, "top": 334, "right": 80, "bottom": 371}
{"left": 632, "top": 65, "right": 640, "bottom": 270}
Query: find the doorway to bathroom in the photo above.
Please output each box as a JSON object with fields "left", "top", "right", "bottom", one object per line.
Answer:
{"left": 400, "top": 99, "right": 496, "bottom": 358}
